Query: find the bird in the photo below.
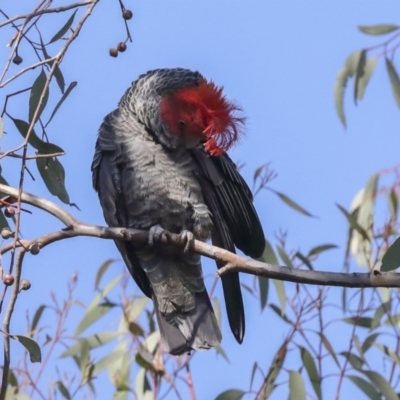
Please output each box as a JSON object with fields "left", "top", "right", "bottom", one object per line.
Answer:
{"left": 91, "top": 68, "right": 265, "bottom": 355}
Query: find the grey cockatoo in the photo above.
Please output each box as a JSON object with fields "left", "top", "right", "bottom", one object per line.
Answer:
{"left": 92, "top": 68, "right": 265, "bottom": 355}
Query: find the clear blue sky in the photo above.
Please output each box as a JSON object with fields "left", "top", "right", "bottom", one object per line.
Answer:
{"left": 1, "top": 1, "right": 400, "bottom": 399}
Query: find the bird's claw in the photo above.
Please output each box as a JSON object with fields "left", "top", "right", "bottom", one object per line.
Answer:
{"left": 179, "top": 230, "right": 195, "bottom": 253}
{"left": 148, "top": 224, "right": 170, "bottom": 246}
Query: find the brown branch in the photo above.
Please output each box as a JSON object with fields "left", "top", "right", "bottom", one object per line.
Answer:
{"left": 0, "top": 1, "right": 95, "bottom": 29}
{"left": 0, "top": 184, "right": 399, "bottom": 289}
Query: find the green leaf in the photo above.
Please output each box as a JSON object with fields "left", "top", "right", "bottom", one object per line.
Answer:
{"left": 277, "top": 246, "right": 293, "bottom": 268}
{"left": 36, "top": 156, "right": 70, "bottom": 204}
{"left": 371, "top": 301, "right": 390, "bottom": 330}
{"left": 0, "top": 116, "right": 3, "bottom": 140}
{"left": 92, "top": 349, "right": 126, "bottom": 376}
{"left": 359, "top": 24, "right": 400, "bottom": 35}
{"left": 135, "top": 368, "right": 152, "bottom": 400}
{"left": 215, "top": 389, "right": 245, "bottom": 400}
{"left": 135, "top": 348, "right": 155, "bottom": 372}
{"left": 307, "top": 244, "right": 338, "bottom": 257}
{"left": 336, "top": 203, "right": 370, "bottom": 241}
{"left": 10, "top": 117, "right": 64, "bottom": 154}
{"left": 386, "top": 58, "right": 400, "bottom": 109}
{"left": 250, "top": 362, "right": 259, "bottom": 391}
{"left": 11, "top": 335, "right": 41, "bottom": 363}
{"left": 300, "top": 347, "right": 322, "bottom": 400}
{"left": 53, "top": 65, "right": 65, "bottom": 93}
{"left": 361, "top": 370, "right": 398, "bottom": 400}
{"left": 258, "top": 276, "right": 269, "bottom": 310}
{"left": 343, "top": 317, "right": 373, "bottom": 328}
{"left": 215, "top": 344, "right": 230, "bottom": 362}
{"left": 94, "top": 259, "right": 117, "bottom": 290}
{"left": 49, "top": 10, "right": 78, "bottom": 44}
{"left": 357, "top": 56, "right": 377, "bottom": 100}
{"left": 269, "top": 304, "right": 292, "bottom": 325}
{"left": 75, "top": 302, "right": 115, "bottom": 336}
{"left": 318, "top": 332, "right": 340, "bottom": 367}
{"left": 362, "top": 333, "right": 380, "bottom": 354}
{"left": 46, "top": 81, "right": 77, "bottom": 126}
{"left": 128, "top": 297, "right": 149, "bottom": 322}
{"left": 213, "top": 297, "right": 221, "bottom": 328}
{"left": 273, "top": 280, "right": 286, "bottom": 315}
{"left": 29, "top": 70, "right": 49, "bottom": 123}
{"left": 60, "top": 332, "right": 119, "bottom": 358}
{"left": 55, "top": 381, "right": 72, "bottom": 400}
{"left": 273, "top": 190, "right": 314, "bottom": 217}
{"left": 388, "top": 188, "right": 398, "bottom": 221}
{"left": 335, "top": 67, "right": 349, "bottom": 127}
{"left": 263, "top": 344, "right": 287, "bottom": 398}
{"left": 354, "top": 49, "right": 367, "bottom": 103}
{"left": 257, "top": 238, "right": 278, "bottom": 264}
{"left": 347, "top": 375, "right": 381, "bottom": 400}
{"left": 31, "top": 305, "right": 46, "bottom": 335}
{"left": 289, "top": 371, "right": 306, "bottom": 400}
{"left": 340, "top": 352, "right": 364, "bottom": 370}
{"left": 295, "top": 252, "right": 313, "bottom": 270}
{"left": 382, "top": 236, "right": 400, "bottom": 271}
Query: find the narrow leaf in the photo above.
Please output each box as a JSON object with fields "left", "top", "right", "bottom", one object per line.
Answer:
{"left": 318, "top": 332, "right": 340, "bottom": 367}
{"left": 55, "top": 381, "right": 72, "bottom": 400}
{"left": 258, "top": 276, "right": 269, "bottom": 310}
{"left": 36, "top": 157, "right": 70, "bottom": 204}
{"left": 46, "top": 81, "right": 77, "bottom": 126}
{"left": 94, "top": 259, "right": 117, "bottom": 290}
{"left": 295, "top": 252, "right": 313, "bottom": 270}
{"left": 307, "top": 244, "right": 338, "bottom": 257}
{"left": 371, "top": 301, "right": 390, "bottom": 330}
{"left": 11, "top": 335, "right": 41, "bottom": 363}
{"left": 354, "top": 49, "right": 367, "bottom": 103}
{"left": 382, "top": 236, "right": 400, "bottom": 271}
{"left": 289, "top": 371, "right": 306, "bottom": 400}
{"left": 277, "top": 246, "right": 293, "bottom": 268}
{"left": 357, "top": 56, "right": 377, "bottom": 100}
{"left": 362, "top": 370, "right": 398, "bottom": 400}
{"left": 273, "top": 190, "right": 314, "bottom": 217}
{"left": 388, "top": 188, "right": 398, "bottom": 221}
{"left": 74, "top": 303, "right": 115, "bottom": 336}
{"left": 53, "top": 65, "right": 65, "bottom": 93}
{"left": 257, "top": 238, "right": 278, "bottom": 264}
{"left": 300, "top": 346, "right": 322, "bottom": 400}
{"left": 31, "top": 305, "right": 46, "bottom": 334}
{"left": 29, "top": 70, "right": 49, "bottom": 123}
{"left": 49, "top": 10, "right": 77, "bottom": 44}
{"left": 343, "top": 317, "right": 373, "bottom": 328}
{"left": 215, "top": 389, "right": 245, "bottom": 400}
{"left": 340, "top": 352, "right": 364, "bottom": 370}
{"left": 335, "top": 67, "right": 349, "bottom": 127}
{"left": 269, "top": 304, "right": 292, "bottom": 325}
{"left": 359, "top": 24, "right": 400, "bottom": 35}
{"left": 273, "top": 280, "right": 286, "bottom": 315}
{"left": 362, "top": 333, "right": 380, "bottom": 354}
{"left": 10, "top": 117, "right": 64, "bottom": 154}
{"left": 386, "top": 58, "right": 400, "bottom": 109}
{"left": 336, "top": 203, "right": 370, "bottom": 241}
{"left": 347, "top": 375, "right": 381, "bottom": 400}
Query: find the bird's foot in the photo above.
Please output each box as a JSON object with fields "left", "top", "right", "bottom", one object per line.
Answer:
{"left": 179, "top": 230, "right": 195, "bottom": 253}
{"left": 148, "top": 224, "right": 171, "bottom": 246}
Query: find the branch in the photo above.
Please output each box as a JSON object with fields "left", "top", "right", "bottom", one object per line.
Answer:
{"left": 0, "top": 183, "right": 399, "bottom": 289}
{"left": 0, "top": 1, "right": 95, "bottom": 29}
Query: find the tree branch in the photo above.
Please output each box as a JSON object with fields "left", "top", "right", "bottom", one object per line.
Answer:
{"left": 0, "top": 183, "right": 399, "bottom": 289}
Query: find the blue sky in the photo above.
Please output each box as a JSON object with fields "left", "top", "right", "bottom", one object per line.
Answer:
{"left": 1, "top": 1, "right": 400, "bottom": 399}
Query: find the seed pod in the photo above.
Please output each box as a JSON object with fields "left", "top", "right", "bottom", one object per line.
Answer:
{"left": 109, "top": 48, "right": 118, "bottom": 58}
{"left": 29, "top": 242, "right": 40, "bottom": 255}
{"left": 117, "top": 42, "right": 127, "bottom": 52}
{"left": 3, "top": 274, "right": 14, "bottom": 286}
{"left": 123, "top": 9, "right": 133, "bottom": 20}
{"left": 1, "top": 227, "right": 13, "bottom": 239}
{"left": 13, "top": 55, "right": 23, "bottom": 65}
{"left": 4, "top": 207, "right": 15, "bottom": 218}
{"left": 19, "top": 279, "right": 31, "bottom": 291}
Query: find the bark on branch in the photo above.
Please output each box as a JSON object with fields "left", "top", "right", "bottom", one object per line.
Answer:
{"left": 0, "top": 183, "right": 398, "bottom": 289}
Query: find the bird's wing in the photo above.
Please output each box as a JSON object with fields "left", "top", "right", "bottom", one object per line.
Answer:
{"left": 92, "top": 109, "right": 152, "bottom": 298}
{"left": 190, "top": 146, "right": 265, "bottom": 343}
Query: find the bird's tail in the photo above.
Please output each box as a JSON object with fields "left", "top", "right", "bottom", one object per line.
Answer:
{"left": 138, "top": 248, "right": 221, "bottom": 355}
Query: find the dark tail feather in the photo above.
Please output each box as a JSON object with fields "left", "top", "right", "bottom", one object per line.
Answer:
{"left": 154, "top": 291, "right": 222, "bottom": 356}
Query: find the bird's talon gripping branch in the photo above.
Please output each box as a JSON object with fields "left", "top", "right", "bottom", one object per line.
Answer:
{"left": 179, "top": 230, "right": 195, "bottom": 253}
{"left": 148, "top": 224, "right": 169, "bottom": 246}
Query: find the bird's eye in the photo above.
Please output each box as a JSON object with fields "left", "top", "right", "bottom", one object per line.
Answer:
{"left": 179, "top": 120, "right": 186, "bottom": 128}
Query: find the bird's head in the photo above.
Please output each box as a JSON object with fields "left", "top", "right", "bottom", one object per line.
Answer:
{"left": 121, "top": 69, "right": 245, "bottom": 155}
{"left": 160, "top": 78, "right": 245, "bottom": 155}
